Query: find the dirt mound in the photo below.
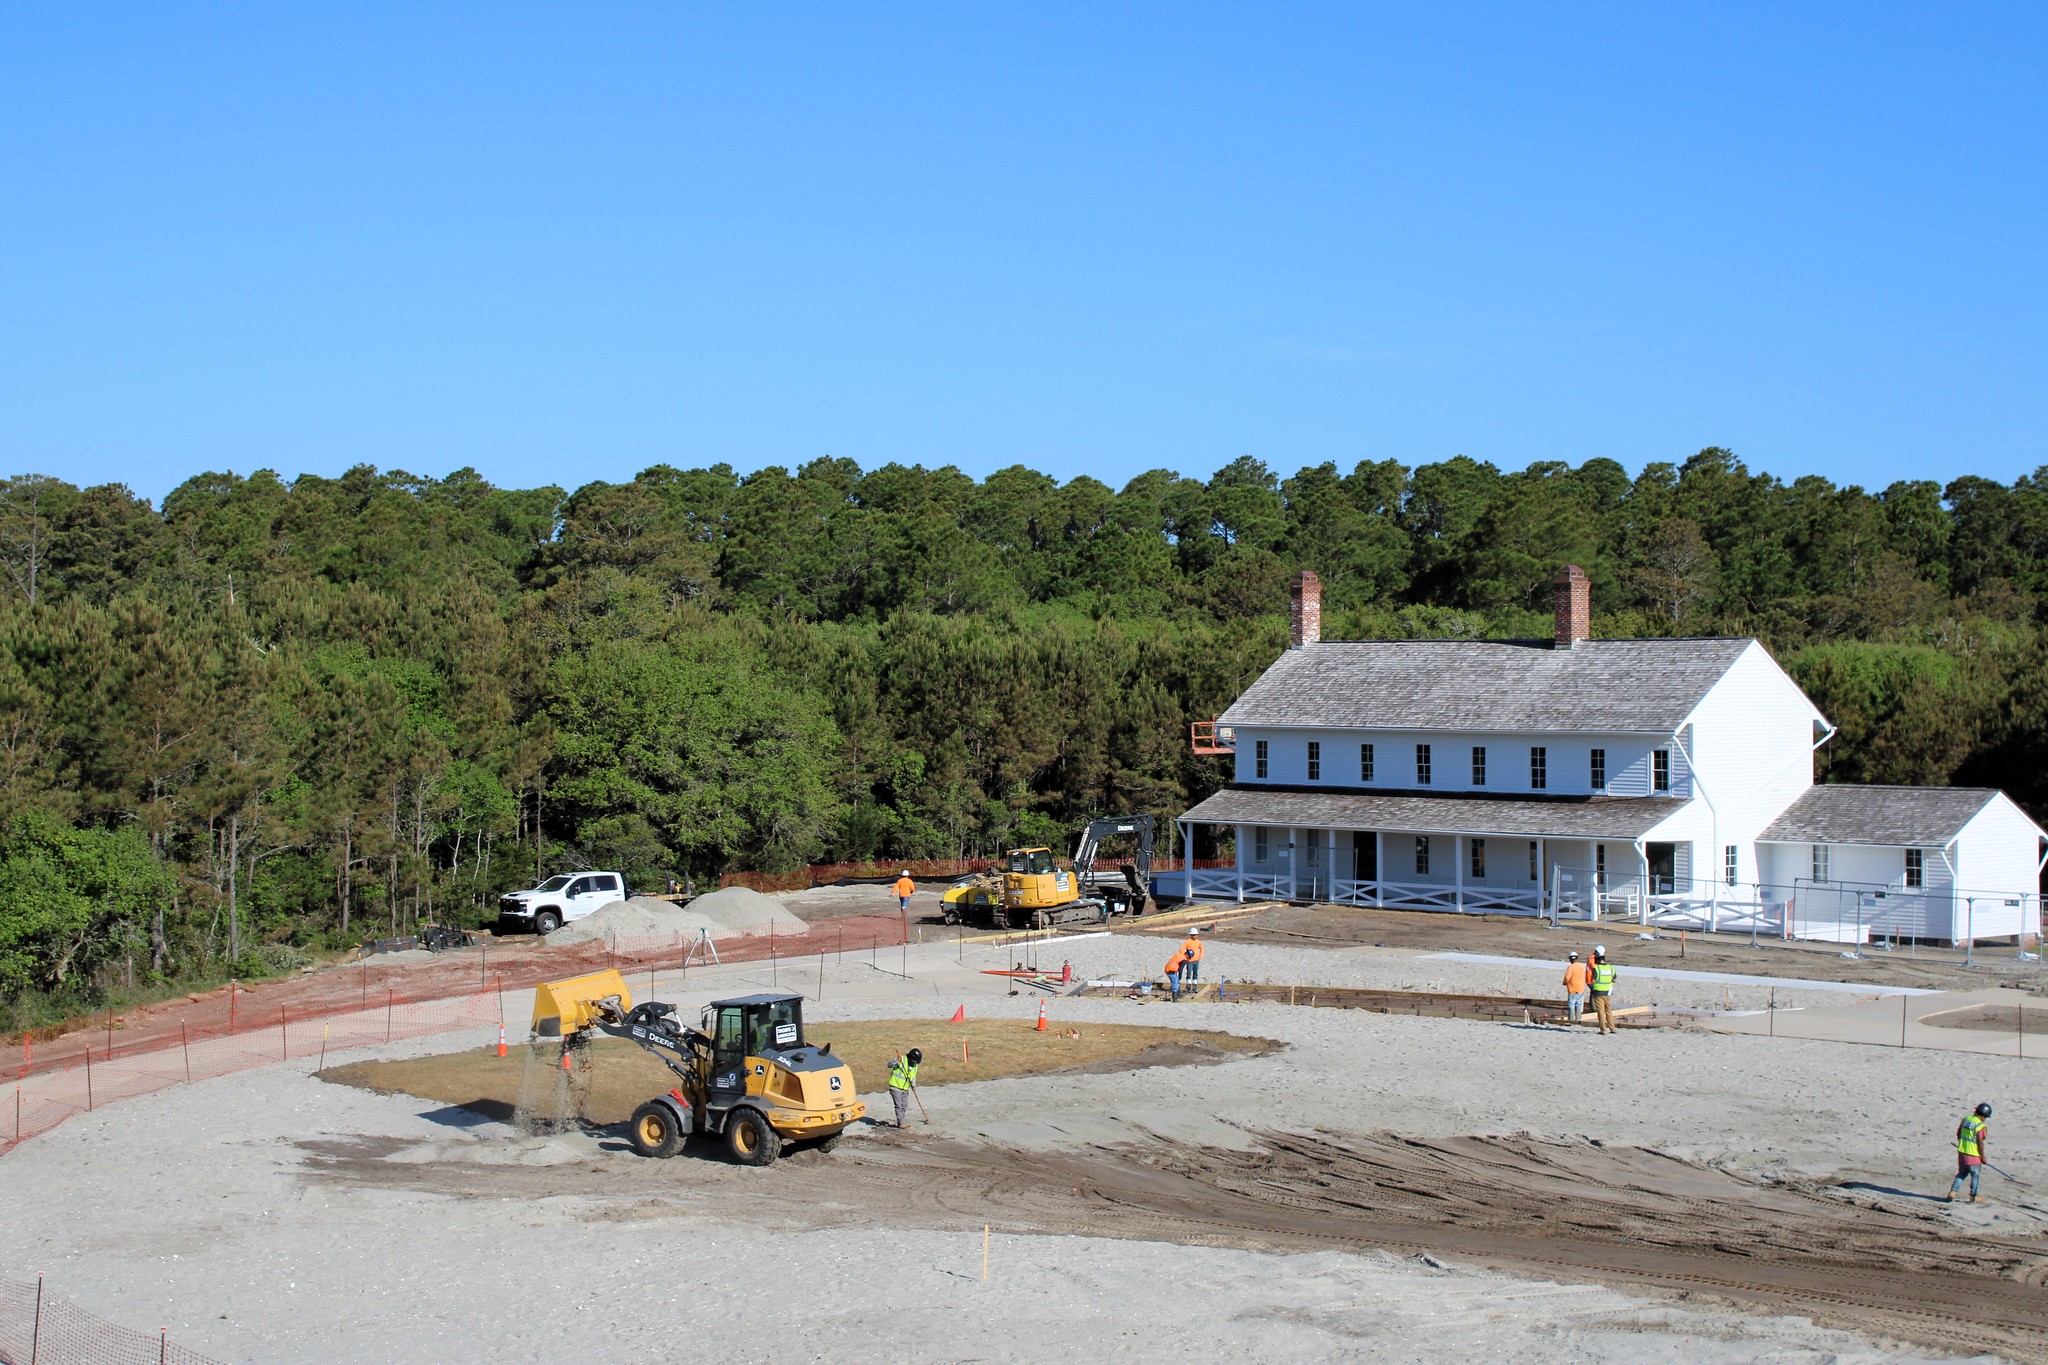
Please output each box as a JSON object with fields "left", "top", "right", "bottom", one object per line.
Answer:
{"left": 548, "top": 888, "right": 803, "bottom": 945}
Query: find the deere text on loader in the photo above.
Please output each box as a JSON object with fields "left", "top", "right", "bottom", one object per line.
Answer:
{"left": 532, "top": 970, "right": 865, "bottom": 1166}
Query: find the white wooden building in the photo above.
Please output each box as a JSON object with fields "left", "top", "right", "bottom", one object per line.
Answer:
{"left": 1174, "top": 566, "right": 2047, "bottom": 945}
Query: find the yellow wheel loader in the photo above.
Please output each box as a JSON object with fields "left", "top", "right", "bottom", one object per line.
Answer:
{"left": 532, "top": 970, "right": 865, "bottom": 1166}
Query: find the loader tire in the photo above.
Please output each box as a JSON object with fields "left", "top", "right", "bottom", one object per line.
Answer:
{"left": 727, "top": 1108, "right": 780, "bottom": 1166}
{"left": 812, "top": 1132, "right": 842, "bottom": 1153}
{"left": 629, "top": 1101, "right": 685, "bottom": 1159}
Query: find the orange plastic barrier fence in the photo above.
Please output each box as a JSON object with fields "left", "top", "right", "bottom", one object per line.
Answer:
{"left": 4, "top": 912, "right": 910, "bottom": 1159}
{"left": 0, "top": 1273, "right": 223, "bottom": 1365}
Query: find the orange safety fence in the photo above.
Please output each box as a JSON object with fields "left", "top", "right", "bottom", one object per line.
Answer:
{"left": 3, "top": 912, "right": 910, "bottom": 1158}
{"left": 0, "top": 1273, "right": 223, "bottom": 1365}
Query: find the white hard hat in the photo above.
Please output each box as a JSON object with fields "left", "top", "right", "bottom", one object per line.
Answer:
{"left": 1188, "top": 927, "right": 1200, "bottom": 935}
{"left": 1593, "top": 944, "right": 1606, "bottom": 955}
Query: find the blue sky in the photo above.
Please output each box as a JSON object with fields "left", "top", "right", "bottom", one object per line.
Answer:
{"left": 3, "top": 3, "right": 2042, "bottom": 503}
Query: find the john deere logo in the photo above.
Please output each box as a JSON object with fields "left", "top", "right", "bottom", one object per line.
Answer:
{"left": 829, "top": 1076, "right": 842, "bottom": 1091}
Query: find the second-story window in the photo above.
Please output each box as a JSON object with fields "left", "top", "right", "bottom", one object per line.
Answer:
{"left": 1470, "top": 838, "right": 1486, "bottom": 878}
{"left": 1360, "top": 743, "right": 1374, "bottom": 782}
{"left": 1254, "top": 739, "right": 1269, "bottom": 779}
{"left": 1471, "top": 746, "right": 1486, "bottom": 785}
{"left": 1306, "top": 741, "right": 1321, "bottom": 781}
{"left": 1905, "top": 847, "right": 1924, "bottom": 889}
{"left": 1653, "top": 748, "right": 1671, "bottom": 792}
{"left": 1589, "top": 748, "right": 1606, "bottom": 790}
{"left": 1529, "top": 746, "right": 1547, "bottom": 790}
{"left": 1415, "top": 744, "right": 1432, "bottom": 785}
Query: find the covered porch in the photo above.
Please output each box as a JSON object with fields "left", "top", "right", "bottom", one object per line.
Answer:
{"left": 1175, "top": 788, "right": 1690, "bottom": 921}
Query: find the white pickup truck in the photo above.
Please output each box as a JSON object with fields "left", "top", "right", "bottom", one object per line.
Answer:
{"left": 496, "top": 872, "right": 629, "bottom": 935}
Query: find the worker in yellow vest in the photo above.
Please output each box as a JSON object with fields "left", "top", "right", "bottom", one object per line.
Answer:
{"left": 1949, "top": 1102, "right": 1992, "bottom": 1202}
{"left": 887, "top": 1047, "right": 923, "bottom": 1128}
{"left": 1589, "top": 946, "right": 1618, "bottom": 1034}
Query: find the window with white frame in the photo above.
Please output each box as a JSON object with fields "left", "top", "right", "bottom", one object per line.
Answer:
{"left": 1306, "top": 741, "right": 1321, "bottom": 781}
{"left": 1254, "top": 739, "right": 1269, "bottom": 779}
{"left": 1589, "top": 748, "right": 1606, "bottom": 790}
{"left": 1595, "top": 843, "right": 1606, "bottom": 889}
{"left": 1653, "top": 748, "right": 1671, "bottom": 792}
{"left": 1306, "top": 829, "right": 1322, "bottom": 866}
{"left": 1470, "top": 838, "right": 1486, "bottom": 878}
{"left": 1812, "top": 844, "right": 1831, "bottom": 883}
{"left": 1905, "top": 847, "right": 1923, "bottom": 889}
{"left": 1530, "top": 746, "right": 1547, "bottom": 790}
{"left": 1724, "top": 844, "right": 1739, "bottom": 886}
{"left": 1471, "top": 746, "right": 1486, "bottom": 785}
{"left": 1415, "top": 836, "right": 1430, "bottom": 875}
{"left": 1415, "top": 744, "right": 1432, "bottom": 785}
{"left": 1528, "top": 841, "right": 1539, "bottom": 880}
{"left": 1360, "top": 743, "right": 1374, "bottom": 782}
{"left": 1254, "top": 828, "right": 1269, "bottom": 863}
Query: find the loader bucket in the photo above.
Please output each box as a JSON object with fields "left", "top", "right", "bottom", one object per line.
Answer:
{"left": 532, "top": 969, "right": 634, "bottom": 1037}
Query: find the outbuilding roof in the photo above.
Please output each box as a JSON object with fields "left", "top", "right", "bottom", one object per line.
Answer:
{"left": 1756, "top": 786, "right": 2018, "bottom": 847}
{"left": 1179, "top": 785, "right": 1686, "bottom": 839}
{"left": 1216, "top": 637, "right": 1757, "bottom": 734}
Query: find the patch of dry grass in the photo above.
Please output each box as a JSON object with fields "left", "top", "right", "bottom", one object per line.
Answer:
{"left": 321, "top": 1018, "right": 1279, "bottom": 1126}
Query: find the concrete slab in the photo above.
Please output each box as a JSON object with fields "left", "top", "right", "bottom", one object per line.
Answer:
{"left": 1707, "top": 986, "right": 2046, "bottom": 1057}
{"left": 1424, "top": 950, "right": 1941, "bottom": 996}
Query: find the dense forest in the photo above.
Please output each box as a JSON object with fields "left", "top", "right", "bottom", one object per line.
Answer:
{"left": 7, "top": 447, "right": 2048, "bottom": 1016}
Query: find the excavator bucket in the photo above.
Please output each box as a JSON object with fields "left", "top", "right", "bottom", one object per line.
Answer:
{"left": 531, "top": 969, "right": 634, "bottom": 1037}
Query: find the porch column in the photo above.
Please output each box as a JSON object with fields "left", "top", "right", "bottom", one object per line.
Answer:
{"left": 1454, "top": 833, "right": 1465, "bottom": 913}
{"left": 1178, "top": 819, "right": 1191, "bottom": 902}
{"left": 1375, "top": 831, "right": 1384, "bottom": 907}
{"left": 1235, "top": 824, "right": 1245, "bottom": 904}
{"left": 1536, "top": 838, "right": 1547, "bottom": 914}
{"left": 1288, "top": 826, "right": 1300, "bottom": 902}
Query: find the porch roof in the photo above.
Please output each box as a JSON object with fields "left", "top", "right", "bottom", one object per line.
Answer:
{"left": 1179, "top": 785, "right": 1687, "bottom": 839}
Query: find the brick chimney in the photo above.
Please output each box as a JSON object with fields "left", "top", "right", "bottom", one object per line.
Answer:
{"left": 1553, "top": 564, "right": 1590, "bottom": 649}
{"left": 1289, "top": 570, "right": 1322, "bottom": 648}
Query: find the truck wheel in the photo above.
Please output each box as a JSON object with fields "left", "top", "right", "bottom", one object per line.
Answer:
{"left": 629, "top": 1101, "right": 685, "bottom": 1159}
{"left": 535, "top": 909, "right": 561, "bottom": 935}
{"left": 726, "top": 1108, "right": 780, "bottom": 1166}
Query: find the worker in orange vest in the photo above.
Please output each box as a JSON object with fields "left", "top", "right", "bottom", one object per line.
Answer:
{"left": 1179, "top": 929, "right": 1205, "bottom": 985}
{"left": 1561, "top": 951, "right": 1592, "bottom": 1026}
{"left": 1164, "top": 949, "right": 1189, "bottom": 1002}
{"left": 893, "top": 871, "right": 916, "bottom": 913}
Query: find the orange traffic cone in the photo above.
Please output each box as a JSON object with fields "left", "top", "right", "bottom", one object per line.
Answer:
{"left": 1035, "top": 1000, "right": 1048, "bottom": 1031}
{"left": 495, "top": 1024, "right": 508, "bottom": 1058}
{"left": 950, "top": 1004, "right": 966, "bottom": 1023}
{"left": 559, "top": 1048, "right": 573, "bottom": 1071}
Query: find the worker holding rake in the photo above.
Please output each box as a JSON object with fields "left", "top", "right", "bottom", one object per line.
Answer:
{"left": 887, "top": 1047, "right": 924, "bottom": 1127}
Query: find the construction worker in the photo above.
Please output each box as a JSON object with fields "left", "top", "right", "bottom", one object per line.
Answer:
{"left": 1179, "top": 928, "right": 1205, "bottom": 985}
{"left": 886, "top": 1047, "right": 923, "bottom": 1127}
{"left": 1589, "top": 945, "right": 1617, "bottom": 1034}
{"left": 1949, "top": 1102, "right": 1993, "bottom": 1202}
{"left": 893, "top": 870, "right": 916, "bottom": 914}
{"left": 1562, "top": 951, "right": 1591, "bottom": 1026}
{"left": 1164, "top": 949, "right": 1188, "bottom": 1002}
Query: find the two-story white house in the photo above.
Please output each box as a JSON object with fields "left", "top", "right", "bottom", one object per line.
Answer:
{"left": 1174, "top": 567, "right": 2045, "bottom": 945}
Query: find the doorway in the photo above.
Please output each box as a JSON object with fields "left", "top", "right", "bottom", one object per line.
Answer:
{"left": 1646, "top": 842, "right": 1676, "bottom": 895}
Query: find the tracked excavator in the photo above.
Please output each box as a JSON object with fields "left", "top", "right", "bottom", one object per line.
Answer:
{"left": 941, "top": 814, "right": 1155, "bottom": 930}
{"left": 532, "top": 970, "right": 864, "bottom": 1166}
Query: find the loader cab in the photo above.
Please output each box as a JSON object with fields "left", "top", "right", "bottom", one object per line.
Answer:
{"left": 705, "top": 993, "right": 807, "bottom": 1100}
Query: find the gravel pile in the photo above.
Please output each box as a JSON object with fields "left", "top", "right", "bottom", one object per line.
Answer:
{"left": 549, "top": 887, "right": 806, "bottom": 945}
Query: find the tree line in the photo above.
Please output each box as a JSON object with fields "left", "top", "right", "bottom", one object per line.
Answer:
{"left": 5, "top": 447, "right": 2048, "bottom": 1014}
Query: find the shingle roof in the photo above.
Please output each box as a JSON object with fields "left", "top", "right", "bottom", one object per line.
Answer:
{"left": 1217, "top": 637, "right": 1760, "bottom": 733}
{"left": 1180, "top": 786, "right": 1686, "bottom": 839}
{"left": 1757, "top": 786, "right": 2013, "bottom": 847}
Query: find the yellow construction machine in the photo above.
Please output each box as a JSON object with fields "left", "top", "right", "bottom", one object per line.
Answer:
{"left": 532, "top": 969, "right": 864, "bottom": 1166}
{"left": 942, "top": 816, "right": 1155, "bottom": 930}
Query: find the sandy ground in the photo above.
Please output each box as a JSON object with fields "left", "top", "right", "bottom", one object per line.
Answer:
{"left": 2, "top": 933, "right": 2041, "bottom": 1363}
